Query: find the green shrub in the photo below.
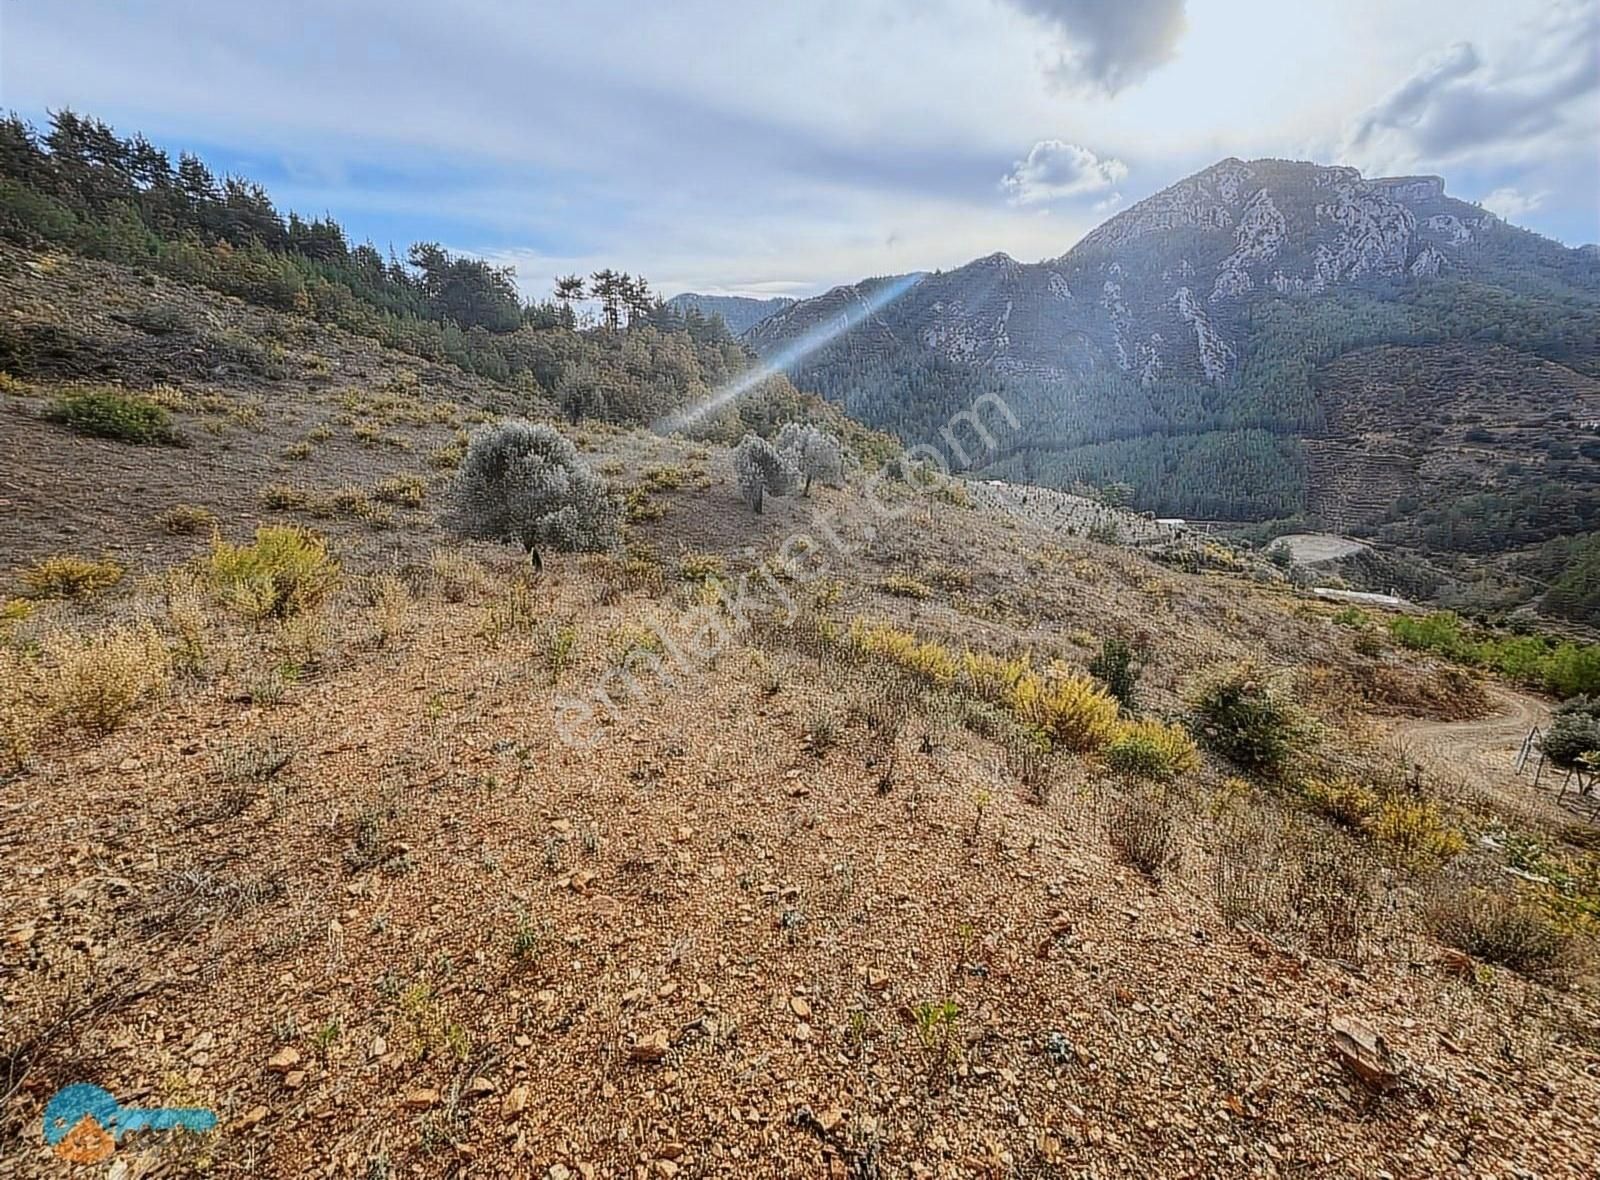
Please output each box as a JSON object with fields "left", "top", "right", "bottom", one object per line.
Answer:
{"left": 1371, "top": 798, "right": 1466, "bottom": 868}
{"left": 676, "top": 552, "right": 725, "bottom": 583}
{"left": 1543, "top": 710, "right": 1600, "bottom": 771}
{"left": 1088, "top": 637, "right": 1139, "bottom": 708}
{"left": 1302, "top": 776, "right": 1379, "bottom": 829}
{"left": 1427, "top": 885, "right": 1573, "bottom": 978}
{"left": 732, "top": 433, "right": 799, "bottom": 513}
{"left": 449, "top": 420, "right": 621, "bottom": 560}
{"left": 205, "top": 526, "right": 340, "bottom": 621}
{"left": 22, "top": 555, "right": 124, "bottom": 599}
{"left": 1189, "top": 663, "right": 1307, "bottom": 777}
{"left": 50, "top": 386, "right": 178, "bottom": 444}
{"left": 1390, "top": 611, "right": 1600, "bottom": 699}
{"left": 774, "top": 421, "right": 844, "bottom": 494}
{"left": 1106, "top": 718, "right": 1199, "bottom": 782}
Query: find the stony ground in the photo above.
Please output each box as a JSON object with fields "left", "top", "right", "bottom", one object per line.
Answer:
{"left": 3, "top": 249, "right": 1599, "bottom": 1178}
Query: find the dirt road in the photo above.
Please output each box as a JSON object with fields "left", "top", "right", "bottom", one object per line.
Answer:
{"left": 1392, "top": 685, "right": 1584, "bottom": 821}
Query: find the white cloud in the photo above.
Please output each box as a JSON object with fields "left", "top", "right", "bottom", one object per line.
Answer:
{"left": 1345, "top": 1, "right": 1598, "bottom": 171}
{"left": 1002, "top": 141, "right": 1127, "bottom": 205}
{"left": 1002, "top": 0, "right": 1188, "bottom": 95}
{"left": 1479, "top": 187, "right": 1548, "bottom": 221}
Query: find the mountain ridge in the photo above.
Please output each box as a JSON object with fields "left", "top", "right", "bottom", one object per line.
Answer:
{"left": 744, "top": 155, "right": 1600, "bottom": 623}
{"left": 664, "top": 291, "right": 795, "bottom": 334}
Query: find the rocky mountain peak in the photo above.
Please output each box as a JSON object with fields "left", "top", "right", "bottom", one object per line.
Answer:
{"left": 750, "top": 153, "right": 1597, "bottom": 403}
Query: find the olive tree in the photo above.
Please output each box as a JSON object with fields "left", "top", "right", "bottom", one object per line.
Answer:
{"left": 1545, "top": 698, "right": 1600, "bottom": 770}
{"left": 775, "top": 422, "right": 844, "bottom": 494}
{"left": 449, "top": 419, "right": 621, "bottom": 568}
{"left": 732, "top": 433, "right": 799, "bottom": 514}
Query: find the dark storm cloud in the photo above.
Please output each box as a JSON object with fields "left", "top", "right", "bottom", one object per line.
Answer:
{"left": 1002, "top": 0, "right": 1188, "bottom": 95}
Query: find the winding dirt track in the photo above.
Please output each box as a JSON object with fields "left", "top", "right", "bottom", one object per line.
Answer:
{"left": 1391, "top": 685, "right": 1589, "bottom": 820}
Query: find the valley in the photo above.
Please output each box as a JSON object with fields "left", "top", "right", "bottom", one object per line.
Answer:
{"left": 746, "top": 159, "right": 1600, "bottom": 628}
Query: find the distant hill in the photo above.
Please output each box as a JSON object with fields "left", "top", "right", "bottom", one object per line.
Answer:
{"left": 747, "top": 157, "right": 1600, "bottom": 622}
{"left": 665, "top": 292, "right": 794, "bottom": 334}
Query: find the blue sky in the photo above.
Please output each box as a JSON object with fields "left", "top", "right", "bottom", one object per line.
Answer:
{"left": 2, "top": 0, "right": 1594, "bottom": 299}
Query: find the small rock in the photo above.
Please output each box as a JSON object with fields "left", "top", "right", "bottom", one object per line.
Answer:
{"left": 235, "top": 1105, "right": 268, "bottom": 1129}
{"left": 793, "top": 1022, "right": 812, "bottom": 1042}
{"left": 404, "top": 1088, "right": 440, "bottom": 1110}
{"left": 1331, "top": 1016, "right": 1400, "bottom": 1093}
{"left": 468, "top": 1076, "right": 496, "bottom": 1097}
{"left": 549, "top": 1165, "right": 571, "bottom": 1180}
{"left": 267, "top": 1047, "right": 301, "bottom": 1073}
{"left": 630, "top": 1029, "right": 670, "bottom": 1063}
{"left": 789, "top": 996, "right": 812, "bottom": 1019}
{"left": 503, "top": 1084, "right": 530, "bottom": 1118}
{"left": 370, "top": 1036, "right": 387, "bottom": 1060}
{"left": 282, "top": 1070, "right": 306, "bottom": 1090}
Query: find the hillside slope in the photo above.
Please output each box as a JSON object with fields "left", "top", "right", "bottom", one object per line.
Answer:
{"left": 6, "top": 246, "right": 1600, "bottom": 1178}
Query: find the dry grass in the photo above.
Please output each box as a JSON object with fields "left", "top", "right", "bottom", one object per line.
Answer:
{"left": 42, "top": 623, "right": 170, "bottom": 734}
{"left": 1107, "top": 786, "right": 1179, "bottom": 880}
{"left": 367, "top": 573, "right": 413, "bottom": 647}
{"left": 848, "top": 620, "right": 1121, "bottom": 752}
{"left": 372, "top": 474, "right": 428, "bottom": 508}
{"left": 427, "top": 548, "right": 488, "bottom": 603}
{"left": 153, "top": 503, "right": 218, "bottom": 535}
{"left": 1426, "top": 881, "right": 1576, "bottom": 979}
{"left": 0, "top": 645, "right": 43, "bottom": 771}
{"left": 1210, "top": 800, "right": 1376, "bottom": 961}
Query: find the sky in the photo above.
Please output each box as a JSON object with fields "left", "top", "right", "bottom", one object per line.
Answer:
{"left": 1, "top": 0, "right": 1595, "bottom": 299}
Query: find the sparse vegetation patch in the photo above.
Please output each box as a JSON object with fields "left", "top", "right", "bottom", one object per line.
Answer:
{"left": 50, "top": 385, "right": 179, "bottom": 444}
{"left": 21, "top": 554, "right": 124, "bottom": 599}
{"left": 205, "top": 526, "right": 340, "bottom": 621}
